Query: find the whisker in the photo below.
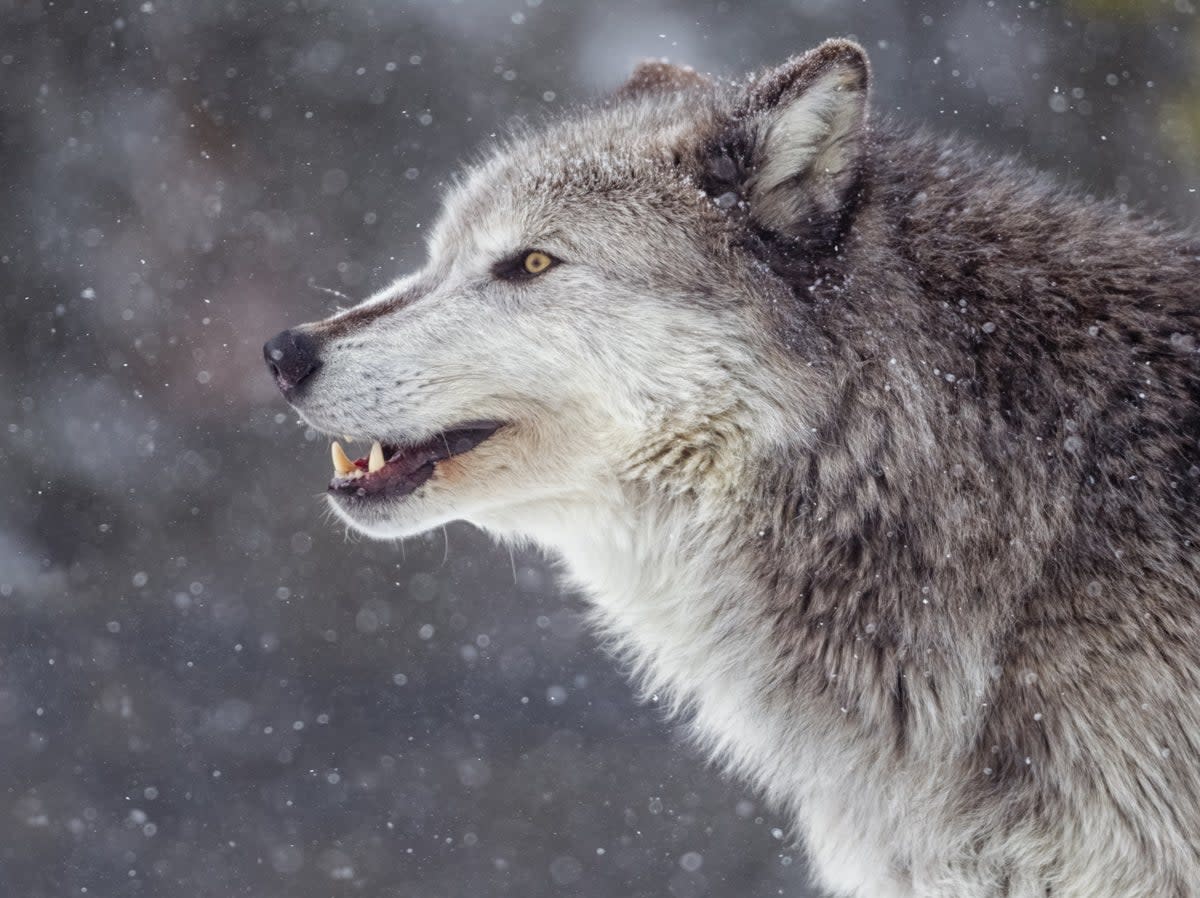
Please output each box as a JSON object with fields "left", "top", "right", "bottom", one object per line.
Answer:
{"left": 307, "top": 278, "right": 353, "bottom": 304}
{"left": 417, "top": 374, "right": 508, "bottom": 387}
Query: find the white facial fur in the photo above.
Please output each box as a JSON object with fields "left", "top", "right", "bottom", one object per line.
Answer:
{"left": 284, "top": 96, "right": 805, "bottom": 544}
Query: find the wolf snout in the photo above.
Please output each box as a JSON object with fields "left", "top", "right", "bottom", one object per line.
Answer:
{"left": 263, "top": 328, "right": 321, "bottom": 396}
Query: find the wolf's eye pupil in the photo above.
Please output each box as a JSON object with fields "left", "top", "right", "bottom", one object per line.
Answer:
{"left": 523, "top": 251, "right": 552, "bottom": 275}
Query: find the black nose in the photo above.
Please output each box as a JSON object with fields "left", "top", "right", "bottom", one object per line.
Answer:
{"left": 263, "top": 329, "right": 321, "bottom": 395}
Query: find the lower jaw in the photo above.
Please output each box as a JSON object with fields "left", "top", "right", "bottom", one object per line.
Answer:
{"left": 324, "top": 488, "right": 446, "bottom": 540}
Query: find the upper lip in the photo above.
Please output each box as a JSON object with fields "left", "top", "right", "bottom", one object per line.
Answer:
{"left": 326, "top": 422, "right": 503, "bottom": 501}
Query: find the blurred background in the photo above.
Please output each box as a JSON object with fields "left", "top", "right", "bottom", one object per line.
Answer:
{"left": 1, "top": 1, "right": 1197, "bottom": 896}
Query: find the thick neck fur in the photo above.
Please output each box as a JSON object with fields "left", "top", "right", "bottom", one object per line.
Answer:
{"left": 492, "top": 420, "right": 999, "bottom": 896}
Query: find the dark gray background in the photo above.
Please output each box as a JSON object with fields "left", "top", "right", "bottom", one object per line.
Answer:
{"left": 2, "top": 1, "right": 1198, "bottom": 896}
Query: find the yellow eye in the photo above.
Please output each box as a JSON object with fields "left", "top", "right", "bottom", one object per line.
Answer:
{"left": 523, "top": 251, "right": 553, "bottom": 275}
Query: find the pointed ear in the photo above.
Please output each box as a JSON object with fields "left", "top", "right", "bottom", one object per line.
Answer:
{"left": 616, "top": 59, "right": 711, "bottom": 100}
{"left": 703, "top": 40, "right": 870, "bottom": 240}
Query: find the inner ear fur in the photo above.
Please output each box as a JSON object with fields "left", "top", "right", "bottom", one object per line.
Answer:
{"left": 702, "top": 39, "right": 871, "bottom": 242}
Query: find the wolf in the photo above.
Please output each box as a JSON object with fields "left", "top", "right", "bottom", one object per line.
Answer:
{"left": 263, "top": 39, "right": 1200, "bottom": 898}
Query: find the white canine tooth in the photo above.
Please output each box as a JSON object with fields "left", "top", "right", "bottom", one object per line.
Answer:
{"left": 331, "top": 441, "right": 356, "bottom": 476}
{"left": 368, "top": 440, "right": 386, "bottom": 473}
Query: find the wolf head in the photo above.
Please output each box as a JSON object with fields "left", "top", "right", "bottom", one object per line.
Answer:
{"left": 264, "top": 40, "right": 870, "bottom": 543}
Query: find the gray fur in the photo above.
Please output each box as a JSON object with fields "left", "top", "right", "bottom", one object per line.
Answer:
{"left": 268, "top": 40, "right": 1200, "bottom": 898}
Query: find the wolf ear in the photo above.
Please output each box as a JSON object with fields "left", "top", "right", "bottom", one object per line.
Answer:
{"left": 616, "top": 59, "right": 711, "bottom": 99}
{"left": 703, "top": 40, "right": 869, "bottom": 240}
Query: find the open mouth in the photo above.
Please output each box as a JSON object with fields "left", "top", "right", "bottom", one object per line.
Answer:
{"left": 327, "top": 422, "right": 503, "bottom": 501}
